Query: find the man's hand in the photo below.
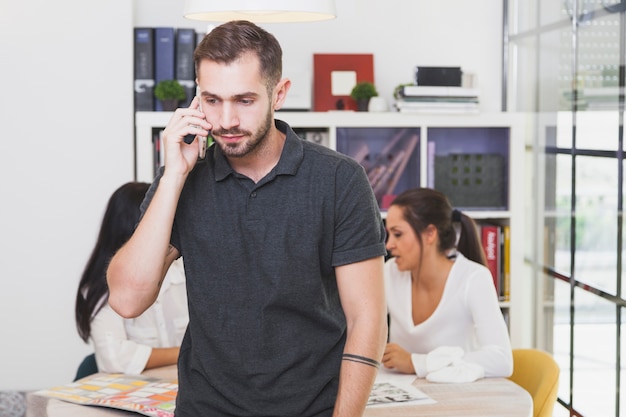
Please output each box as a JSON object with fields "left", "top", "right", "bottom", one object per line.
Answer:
{"left": 161, "top": 96, "right": 212, "bottom": 176}
{"left": 382, "top": 343, "right": 415, "bottom": 374}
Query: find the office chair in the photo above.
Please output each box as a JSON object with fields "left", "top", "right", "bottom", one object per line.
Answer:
{"left": 74, "top": 353, "right": 98, "bottom": 381}
{"left": 508, "top": 348, "right": 560, "bottom": 417}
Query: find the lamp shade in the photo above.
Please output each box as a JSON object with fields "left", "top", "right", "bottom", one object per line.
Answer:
{"left": 183, "top": 0, "right": 336, "bottom": 23}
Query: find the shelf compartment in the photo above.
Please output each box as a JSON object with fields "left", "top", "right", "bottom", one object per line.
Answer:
{"left": 336, "top": 127, "right": 421, "bottom": 209}
{"left": 427, "top": 127, "right": 510, "bottom": 210}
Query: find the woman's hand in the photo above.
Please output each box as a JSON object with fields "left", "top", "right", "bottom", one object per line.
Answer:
{"left": 382, "top": 343, "right": 415, "bottom": 374}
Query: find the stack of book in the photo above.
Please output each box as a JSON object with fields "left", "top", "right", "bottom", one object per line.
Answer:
{"left": 394, "top": 85, "right": 480, "bottom": 114}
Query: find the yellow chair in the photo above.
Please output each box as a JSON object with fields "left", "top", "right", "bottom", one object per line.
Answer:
{"left": 508, "top": 348, "right": 560, "bottom": 417}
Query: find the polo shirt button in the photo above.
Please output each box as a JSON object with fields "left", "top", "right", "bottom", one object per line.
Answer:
{"left": 251, "top": 192, "right": 257, "bottom": 198}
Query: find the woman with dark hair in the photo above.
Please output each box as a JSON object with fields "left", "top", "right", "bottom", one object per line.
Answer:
{"left": 382, "top": 187, "right": 512, "bottom": 382}
{"left": 75, "top": 182, "right": 188, "bottom": 375}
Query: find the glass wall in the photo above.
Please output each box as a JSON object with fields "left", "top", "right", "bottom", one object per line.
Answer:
{"left": 507, "top": 0, "right": 626, "bottom": 415}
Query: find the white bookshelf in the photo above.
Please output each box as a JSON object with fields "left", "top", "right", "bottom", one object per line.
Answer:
{"left": 134, "top": 110, "right": 531, "bottom": 347}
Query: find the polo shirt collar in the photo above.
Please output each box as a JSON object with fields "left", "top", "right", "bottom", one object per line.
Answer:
{"left": 213, "top": 119, "right": 303, "bottom": 182}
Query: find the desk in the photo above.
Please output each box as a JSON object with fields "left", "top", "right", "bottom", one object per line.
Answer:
{"left": 364, "top": 377, "right": 533, "bottom": 417}
{"left": 45, "top": 367, "right": 532, "bottom": 417}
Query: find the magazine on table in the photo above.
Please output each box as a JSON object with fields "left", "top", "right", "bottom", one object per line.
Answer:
{"left": 35, "top": 373, "right": 177, "bottom": 417}
{"left": 367, "top": 367, "right": 437, "bottom": 407}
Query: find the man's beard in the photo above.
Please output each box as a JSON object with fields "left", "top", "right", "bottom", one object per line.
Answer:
{"left": 214, "top": 107, "right": 273, "bottom": 158}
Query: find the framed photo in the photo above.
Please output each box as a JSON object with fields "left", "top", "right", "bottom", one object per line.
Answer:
{"left": 313, "top": 54, "right": 374, "bottom": 111}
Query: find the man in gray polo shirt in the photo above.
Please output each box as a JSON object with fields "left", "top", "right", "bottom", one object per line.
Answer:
{"left": 107, "top": 20, "right": 387, "bottom": 417}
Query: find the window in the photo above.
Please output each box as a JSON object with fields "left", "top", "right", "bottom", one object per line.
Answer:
{"left": 506, "top": 0, "right": 626, "bottom": 414}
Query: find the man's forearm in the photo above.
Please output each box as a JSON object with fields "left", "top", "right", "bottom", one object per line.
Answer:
{"left": 107, "top": 175, "right": 185, "bottom": 318}
{"left": 333, "top": 359, "right": 378, "bottom": 416}
{"left": 332, "top": 319, "right": 387, "bottom": 416}
{"left": 332, "top": 257, "right": 387, "bottom": 416}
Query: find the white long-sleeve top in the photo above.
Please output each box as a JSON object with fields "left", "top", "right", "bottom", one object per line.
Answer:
{"left": 91, "top": 258, "right": 189, "bottom": 374}
{"left": 385, "top": 253, "right": 513, "bottom": 378}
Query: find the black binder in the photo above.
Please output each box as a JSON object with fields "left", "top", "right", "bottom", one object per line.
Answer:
{"left": 154, "top": 27, "right": 176, "bottom": 111}
{"left": 133, "top": 28, "right": 155, "bottom": 111}
{"left": 176, "top": 28, "right": 197, "bottom": 108}
{"left": 415, "top": 66, "right": 462, "bottom": 87}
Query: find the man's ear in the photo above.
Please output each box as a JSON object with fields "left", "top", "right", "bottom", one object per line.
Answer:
{"left": 272, "top": 78, "right": 291, "bottom": 111}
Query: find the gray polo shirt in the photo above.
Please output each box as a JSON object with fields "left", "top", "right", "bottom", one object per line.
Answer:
{"left": 144, "top": 119, "right": 386, "bottom": 417}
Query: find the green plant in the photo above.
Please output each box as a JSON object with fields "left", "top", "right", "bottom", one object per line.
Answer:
{"left": 393, "top": 82, "right": 414, "bottom": 100}
{"left": 350, "top": 81, "right": 378, "bottom": 101}
{"left": 154, "top": 79, "right": 186, "bottom": 101}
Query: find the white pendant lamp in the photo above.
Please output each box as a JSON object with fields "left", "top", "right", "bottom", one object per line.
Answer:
{"left": 183, "top": 0, "right": 337, "bottom": 23}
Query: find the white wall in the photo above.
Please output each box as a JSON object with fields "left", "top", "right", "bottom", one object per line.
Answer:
{"left": 0, "top": 0, "right": 503, "bottom": 391}
{"left": 0, "top": 0, "right": 134, "bottom": 390}
{"left": 134, "top": 0, "right": 504, "bottom": 112}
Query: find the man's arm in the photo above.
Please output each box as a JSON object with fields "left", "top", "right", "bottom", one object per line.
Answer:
{"left": 107, "top": 99, "right": 210, "bottom": 318}
{"left": 332, "top": 256, "right": 387, "bottom": 417}
{"left": 106, "top": 176, "right": 184, "bottom": 318}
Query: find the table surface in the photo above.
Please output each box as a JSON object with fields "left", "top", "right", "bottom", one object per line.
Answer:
{"left": 364, "top": 376, "right": 533, "bottom": 417}
{"left": 46, "top": 366, "right": 532, "bottom": 417}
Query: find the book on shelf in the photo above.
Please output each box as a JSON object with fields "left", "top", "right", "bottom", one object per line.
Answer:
{"left": 400, "top": 85, "right": 480, "bottom": 98}
{"left": 395, "top": 100, "right": 479, "bottom": 114}
{"left": 480, "top": 223, "right": 502, "bottom": 298}
{"left": 175, "top": 28, "right": 197, "bottom": 108}
{"left": 502, "top": 225, "right": 511, "bottom": 302}
{"left": 35, "top": 373, "right": 177, "bottom": 417}
{"left": 399, "top": 96, "right": 479, "bottom": 104}
{"left": 414, "top": 66, "right": 462, "bottom": 87}
{"left": 395, "top": 84, "right": 480, "bottom": 114}
{"left": 396, "top": 107, "right": 479, "bottom": 114}
{"left": 154, "top": 27, "right": 176, "bottom": 112}
{"left": 152, "top": 128, "right": 165, "bottom": 177}
{"left": 133, "top": 28, "right": 155, "bottom": 111}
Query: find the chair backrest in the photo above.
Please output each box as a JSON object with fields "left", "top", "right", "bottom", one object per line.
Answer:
{"left": 74, "top": 353, "right": 98, "bottom": 381}
{"left": 508, "top": 348, "right": 560, "bottom": 417}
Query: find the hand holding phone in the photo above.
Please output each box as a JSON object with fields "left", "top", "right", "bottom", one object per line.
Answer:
{"left": 183, "top": 90, "right": 208, "bottom": 159}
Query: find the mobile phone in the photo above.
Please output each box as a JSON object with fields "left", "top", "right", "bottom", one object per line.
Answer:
{"left": 197, "top": 133, "right": 208, "bottom": 159}
{"left": 183, "top": 88, "right": 208, "bottom": 159}
{"left": 197, "top": 91, "right": 207, "bottom": 159}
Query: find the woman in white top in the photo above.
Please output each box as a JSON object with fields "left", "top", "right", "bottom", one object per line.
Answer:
{"left": 75, "top": 182, "right": 188, "bottom": 375}
{"left": 382, "top": 188, "right": 512, "bottom": 383}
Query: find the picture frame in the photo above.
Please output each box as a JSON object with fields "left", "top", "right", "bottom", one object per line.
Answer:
{"left": 313, "top": 54, "right": 374, "bottom": 111}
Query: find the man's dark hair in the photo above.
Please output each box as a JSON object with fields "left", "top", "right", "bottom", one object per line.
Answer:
{"left": 194, "top": 20, "right": 283, "bottom": 92}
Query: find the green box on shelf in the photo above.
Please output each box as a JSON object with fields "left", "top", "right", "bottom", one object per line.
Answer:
{"left": 434, "top": 153, "right": 506, "bottom": 210}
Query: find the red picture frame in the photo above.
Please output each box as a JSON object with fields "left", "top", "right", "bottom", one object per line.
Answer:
{"left": 313, "top": 54, "right": 374, "bottom": 111}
